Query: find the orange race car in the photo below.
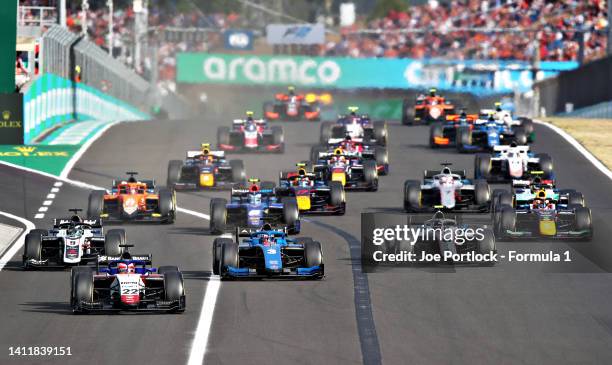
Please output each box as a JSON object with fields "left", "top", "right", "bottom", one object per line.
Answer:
{"left": 429, "top": 111, "right": 478, "bottom": 148}
{"left": 87, "top": 172, "right": 176, "bottom": 223}
{"left": 263, "top": 86, "right": 331, "bottom": 121}
{"left": 402, "top": 88, "right": 456, "bottom": 125}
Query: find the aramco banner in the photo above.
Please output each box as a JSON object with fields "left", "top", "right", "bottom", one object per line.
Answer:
{"left": 177, "top": 53, "right": 578, "bottom": 94}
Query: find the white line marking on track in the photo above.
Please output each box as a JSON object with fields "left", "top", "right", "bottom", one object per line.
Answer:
{"left": 38, "top": 207, "right": 48, "bottom": 212}
{"left": 534, "top": 119, "right": 612, "bottom": 181}
{"left": 0, "top": 211, "right": 35, "bottom": 271}
{"left": 42, "top": 200, "right": 52, "bottom": 206}
{"left": 46, "top": 193, "right": 56, "bottom": 199}
{"left": 0, "top": 120, "right": 219, "bottom": 365}
{"left": 51, "top": 187, "right": 60, "bottom": 193}
{"left": 34, "top": 213, "right": 45, "bottom": 219}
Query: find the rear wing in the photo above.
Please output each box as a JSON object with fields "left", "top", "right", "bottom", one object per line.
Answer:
{"left": 186, "top": 150, "right": 225, "bottom": 159}
{"left": 493, "top": 145, "right": 530, "bottom": 153}
{"left": 53, "top": 218, "right": 102, "bottom": 228}
{"left": 97, "top": 254, "right": 153, "bottom": 265}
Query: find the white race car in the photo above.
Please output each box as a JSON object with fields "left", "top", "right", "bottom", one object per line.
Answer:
{"left": 474, "top": 143, "right": 554, "bottom": 182}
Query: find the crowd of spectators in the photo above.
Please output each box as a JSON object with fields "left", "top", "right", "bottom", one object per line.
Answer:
{"left": 323, "top": 0, "right": 608, "bottom": 63}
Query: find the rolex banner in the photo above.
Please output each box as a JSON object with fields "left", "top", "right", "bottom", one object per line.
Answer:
{"left": 0, "top": 93, "right": 24, "bottom": 145}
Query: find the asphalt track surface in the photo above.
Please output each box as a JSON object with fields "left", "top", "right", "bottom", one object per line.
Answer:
{"left": 0, "top": 113, "right": 612, "bottom": 365}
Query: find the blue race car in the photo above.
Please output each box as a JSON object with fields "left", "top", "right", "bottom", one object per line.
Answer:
{"left": 213, "top": 226, "right": 323, "bottom": 279}
{"left": 209, "top": 178, "right": 300, "bottom": 235}
{"left": 319, "top": 106, "right": 387, "bottom": 146}
{"left": 456, "top": 114, "right": 528, "bottom": 153}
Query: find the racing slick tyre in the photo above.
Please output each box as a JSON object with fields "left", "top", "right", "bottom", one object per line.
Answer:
{"left": 87, "top": 190, "right": 105, "bottom": 219}
{"left": 456, "top": 126, "right": 472, "bottom": 153}
{"left": 158, "top": 188, "right": 175, "bottom": 223}
{"left": 401, "top": 99, "right": 414, "bottom": 125}
{"left": 491, "top": 189, "right": 509, "bottom": 214}
{"left": 329, "top": 181, "right": 346, "bottom": 208}
{"left": 219, "top": 242, "right": 239, "bottom": 279}
{"left": 229, "top": 160, "right": 246, "bottom": 183}
{"left": 210, "top": 198, "right": 227, "bottom": 235}
{"left": 331, "top": 125, "right": 346, "bottom": 139}
{"left": 568, "top": 191, "right": 585, "bottom": 206}
{"left": 304, "top": 241, "right": 324, "bottom": 278}
{"left": 310, "top": 145, "right": 327, "bottom": 163}
{"left": 167, "top": 160, "right": 183, "bottom": 187}
{"left": 375, "top": 147, "right": 389, "bottom": 175}
{"left": 158, "top": 265, "right": 179, "bottom": 275}
{"left": 217, "top": 126, "right": 231, "bottom": 147}
{"left": 497, "top": 206, "right": 516, "bottom": 237}
{"left": 271, "top": 126, "right": 284, "bottom": 146}
{"left": 104, "top": 229, "right": 126, "bottom": 256}
{"left": 363, "top": 160, "right": 378, "bottom": 191}
{"left": 477, "top": 228, "right": 496, "bottom": 266}
{"left": 474, "top": 153, "right": 492, "bottom": 180}
{"left": 429, "top": 123, "right": 444, "bottom": 148}
{"left": 320, "top": 122, "right": 333, "bottom": 144}
{"left": 474, "top": 179, "right": 491, "bottom": 207}
{"left": 212, "top": 238, "right": 234, "bottom": 275}
{"left": 519, "top": 117, "right": 535, "bottom": 140}
{"left": 70, "top": 266, "right": 93, "bottom": 306}
{"left": 535, "top": 153, "right": 554, "bottom": 178}
{"left": 72, "top": 271, "right": 93, "bottom": 313}
{"left": 282, "top": 197, "right": 299, "bottom": 226}
{"left": 513, "top": 126, "right": 528, "bottom": 145}
{"left": 574, "top": 207, "right": 593, "bottom": 234}
{"left": 373, "top": 121, "right": 388, "bottom": 146}
{"left": 163, "top": 270, "right": 185, "bottom": 313}
{"left": 403, "top": 180, "right": 422, "bottom": 212}
{"left": 23, "top": 229, "right": 47, "bottom": 267}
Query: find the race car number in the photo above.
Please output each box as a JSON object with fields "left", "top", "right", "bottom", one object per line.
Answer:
{"left": 121, "top": 288, "right": 139, "bottom": 295}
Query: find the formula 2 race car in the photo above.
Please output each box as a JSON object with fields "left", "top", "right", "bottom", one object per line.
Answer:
{"left": 276, "top": 163, "right": 346, "bottom": 215}
{"left": 487, "top": 102, "right": 535, "bottom": 142}
{"left": 312, "top": 149, "right": 379, "bottom": 191}
{"left": 474, "top": 143, "right": 554, "bottom": 182}
{"left": 429, "top": 111, "right": 478, "bottom": 148}
{"left": 263, "top": 86, "right": 328, "bottom": 121}
{"left": 213, "top": 225, "right": 323, "bottom": 279}
{"left": 209, "top": 179, "right": 300, "bottom": 234}
{"left": 319, "top": 107, "right": 387, "bottom": 146}
{"left": 70, "top": 248, "right": 185, "bottom": 313}
{"left": 217, "top": 112, "right": 284, "bottom": 153}
{"left": 493, "top": 181, "right": 592, "bottom": 240}
{"left": 22, "top": 209, "right": 126, "bottom": 269}
{"left": 167, "top": 143, "right": 246, "bottom": 190}
{"left": 88, "top": 172, "right": 176, "bottom": 223}
{"left": 402, "top": 88, "right": 456, "bottom": 125}
{"left": 455, "top": 113, "right": 528, "bottom": 153}
{"left": 403, "top": 164, "right": 491, "bottom": 213}
{"left": 312, "top": 135, "right": 389, "bottom": 175}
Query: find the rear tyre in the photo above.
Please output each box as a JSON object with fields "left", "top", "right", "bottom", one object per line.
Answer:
{"left": 163, "top": 270, "right": 185, "bottom": 312}
{"left": 513, "top": 126, "right": 527, "bottom": 145}
{"left": 87, "top": 190, "right": 105, "bottom": 219}
{"left": 568, "top": 191, "right": 585, "bottom": 207}
{"left": 474, "top": 153, "right": 491, "bottom": 180}
{"left": 217, "top": 126, "right": 231, "bottom": 147}
{"left": 536, "top": 153, "right": 554, "bottom": 179}
{"left": 363, "top": 160, "right": 378, "bottom": 191}
{"left": 70, "top": 266, "right": 93, "bottom": 305}
{"left": 304, "top": 240, "right": 323, "bottom": 272}
{"left": 474, "top": 179, "right": 491, "bottom": 207}
{"left": 401, "top": 99, "right": 413, "bottom": 125}
{"left": 158, "top": 188, "right": 175, "bottom": 223}
{"left": 456, "top": 126, "right": 472, "bottom": 153}
{"left": 374, "top": 148, "right": 389, "bottom": 175}
{"left": 329, "top": 181, "right": 345, "bottom": 207}
{"left": 477, "top": 228, "right": 496, "bottom": 265}
{"left": 403, "top": 180, "right": 421, "bottom": 212}
{"left": 209, "top": 198, "right": 227, "bottom": 235}
{"left": 429, "top": 123, "right": 444, "bottom": 148}
{"left": 104, "top": 229, "right": 126, "bottom": 256}
{"left": 282, "top": 197, "right": 299, "bottom": 226}
{"left": 212, "top": 238, "right": 233, "bottom": 275}
{"left": 373, "top": 121, "right": 387, "bottom": 146}
{"left": 498, "top": 206, "right": 516, "bottom": 236}
{"left": 320, "top": 122, "right": 333, "bottom": 144}
{"left": 167, "top": 160, "right": 183, "bottom": 187}
{"left": 229, "top": 160, "right": 246, "bottom": 183}
{"left": 574, "top": 207, "right": 592, "bottom": 233}
{"left": 310, "top": 145, "right": 327, "bottom": 163}
{"left": 271, "top": 126, "right": 284, "bottom": 145}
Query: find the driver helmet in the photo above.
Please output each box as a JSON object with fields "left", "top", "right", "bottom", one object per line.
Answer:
{"left": 495, "top": 102, "right": 503, "bottom": 112}
{"left": 118, "top": 262, "right": 135, "bottom": 274}
{"left": 261, "top": 234, "right": 272, "bottom": 246}
{"left": 130, "top": 186, "right": 138, "bottom": 195}
{"left": 288, "top": 86, "right": 295, "bottom": 96}
{"left": 429, "top": 88, "right": 437, "bottom": 97}
{"left": 298, "top": 177, "right": 311, "bottom": 187}
{"left": 67, "top": 226, "right": 82, "bottom": 237}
